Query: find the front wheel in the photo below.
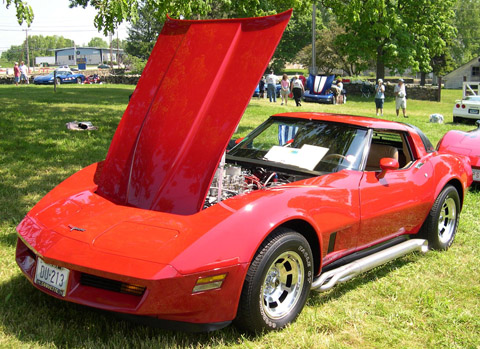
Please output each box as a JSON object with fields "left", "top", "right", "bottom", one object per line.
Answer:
{"left": 235, "top": 228, "right": 313, "bottom": 332}
{"left": 420, "top": 185, "right": 460, "bottom": 250}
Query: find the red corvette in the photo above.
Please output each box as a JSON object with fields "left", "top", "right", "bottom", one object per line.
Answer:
{"left": 16, "top": 11, "right": 472, "bottom": 333}
{"left": 437, "top": 121, "right": 480, "bottom": 183}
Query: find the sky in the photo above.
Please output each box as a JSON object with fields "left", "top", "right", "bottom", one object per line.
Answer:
{"left": 0, "top": 0, "right": 129, "bottom": 53}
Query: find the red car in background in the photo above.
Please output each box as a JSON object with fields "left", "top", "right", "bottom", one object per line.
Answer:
{"left": 438, "top": 120, "right": 480, "bottom": 183}
{"left": 15, "top": 10, "right": 472, "bottom": 333}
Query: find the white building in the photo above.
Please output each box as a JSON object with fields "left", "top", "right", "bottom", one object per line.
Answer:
{"left": 444, "top": 56, "right": 480, "bottom": 89}
{"left": 53, "top": 47, "right": 124, "bottom": 66}
{"left": 35, "top": 56, "right": 56, "bottom": 66}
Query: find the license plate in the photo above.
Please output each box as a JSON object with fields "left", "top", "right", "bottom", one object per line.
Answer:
{"left": 473, "top": 169, "right": 480, "bottom": 182}
{"left": 468, "top": 108, "right": 479, "bottom": 114}
{"left": 34, "top": 258, "right": 70, "bottom": 297}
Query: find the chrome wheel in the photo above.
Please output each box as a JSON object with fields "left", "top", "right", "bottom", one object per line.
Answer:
{"left": 420, "top": 185, "right": 460, "bottom": 251}
{"left": 261, "top": 251, "right": 304, "bottom": 320}
{"left": 438, "top": 197, "right": 457, "bottom": 244}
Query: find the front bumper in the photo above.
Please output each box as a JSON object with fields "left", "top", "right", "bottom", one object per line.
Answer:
{"left": 16, "top": 234, "right": 247, "bottom": 327}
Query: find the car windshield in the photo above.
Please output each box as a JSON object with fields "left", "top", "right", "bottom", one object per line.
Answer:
{"left": 465, "top": 96, "right": 480, "bottom": 102}
{"left": 229, "top": 117, "right": 369, "bottom": 173}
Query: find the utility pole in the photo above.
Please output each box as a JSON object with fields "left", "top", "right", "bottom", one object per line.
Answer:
{"left": 116, "top": 30, "right": 120, "bottom": 67}
{"left": 109, "top": 32, "right": 113, "bottom": 68}
{"left": 311, "top": 3, "right": 317, "bottom": 76}
{"left": 23, "top": 28, "right": 30, "bottom": 72}
{"left": 73, "top": 41, "right": 77, "bottom": 66}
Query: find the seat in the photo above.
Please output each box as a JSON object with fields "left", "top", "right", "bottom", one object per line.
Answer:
{"left": 366, "top": 143, "right": 399, "bottom": 171}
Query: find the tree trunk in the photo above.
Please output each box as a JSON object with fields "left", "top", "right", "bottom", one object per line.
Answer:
{"left": 376, "top": 46, "right": 385, "bottom": 81}
{"left": 437, "top": 76, "right": 442, "bottom": 102}
{"left": 420, "top": 72, "right": 426, "bottom": 86}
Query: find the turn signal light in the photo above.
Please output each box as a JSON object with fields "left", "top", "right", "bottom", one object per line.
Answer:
{"left": 193, "top": 273, "right": 227, "bottom": 293}
{"left": 120, "top": 283, "right": 146, "bottom": 296}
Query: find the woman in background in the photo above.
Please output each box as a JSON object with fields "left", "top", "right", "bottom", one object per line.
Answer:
{"left": 280, "top": 74, "right": 290, "bottom": 106}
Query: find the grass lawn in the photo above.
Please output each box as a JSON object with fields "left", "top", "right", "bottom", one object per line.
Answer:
{"left": 1, "top": 84, "right": 479, "bottom": 348}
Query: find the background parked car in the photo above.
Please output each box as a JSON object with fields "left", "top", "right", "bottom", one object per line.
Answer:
{"left": 453, "top": 95, "right": 480, "bottom": 123}
{"left": 438, "top": 120, "right": 480, "bottom": 183}
{"left": 33, "top": 70, "right": 85, "bottom": 85}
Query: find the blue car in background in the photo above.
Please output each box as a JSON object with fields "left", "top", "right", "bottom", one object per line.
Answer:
{"left": 252, "top": 83, "right": 281, "bottom": 97}
{"left": 34, "top": 69, "right": 86, "bottom": 85}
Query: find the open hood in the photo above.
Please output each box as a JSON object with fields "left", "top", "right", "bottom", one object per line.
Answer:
{"left": 96, "top": 10, "right": 292, "bottom": 215}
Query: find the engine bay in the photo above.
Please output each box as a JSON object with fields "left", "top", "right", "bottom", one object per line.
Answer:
{"left": 203, "top": 158, "right": 305, "bottom": 209}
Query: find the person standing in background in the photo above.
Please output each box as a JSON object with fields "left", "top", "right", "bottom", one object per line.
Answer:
{"left": 13, "top": 62, "right": 20, "bottom": 86}
{"left": 266, "top": 70, "right": 277, "bottom": 102}
{"left": 292, "top": 75, "right": 304, "bottom": 107}
{"left": 258, "top": 76, "right": 266, "bottom": 99}
{"left": 19, "top": 61, "right": 29, "bottom": 85}
{"left": 394, "top": 79, "right": 407, "bottom": 118}
{"left": 375, "top": 79, "right": 385, "bottom": 116}
{"left": 280, "top": 74, "right": 290, "bottom": 105}
{"left": 336, "top": 78, "right": 344, "bottom": 104}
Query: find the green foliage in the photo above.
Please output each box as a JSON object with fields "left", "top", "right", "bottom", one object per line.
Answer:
{"left": 122, "top": 54, "right": 147, "bottom": 73}
{"left": 271, "top": 10, "right": 317, "bottom": 71}
{"left": 3, "top": 0, "right": 34, "bottom": 26}
{"left": 69, "top": 0, "right": 314, "bottom": 35}
{"left": 111, "top": 38, "right": 126, "bottom": 50}
{"left": 321, "top": 0, "right": 457, "bottom": 79}
{"left": 451, "top": 0, "right": 480, "bottom": 65}
{"left": 123, "top": 0, "right": 314, "bottom": 64}
{"left": 296, "top": 23, "right": 366, "bottom": 75}
{"left": 87, "top": 37, "right": 108, "bottom": 48}
{"left": 124, "top": 1, "right": 164, "bottom": 60}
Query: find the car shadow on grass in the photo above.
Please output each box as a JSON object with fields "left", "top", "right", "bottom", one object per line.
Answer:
{"left": 0, "top": 274, "right": 252, "bottom": 347}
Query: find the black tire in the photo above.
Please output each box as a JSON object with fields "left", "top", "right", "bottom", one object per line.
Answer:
{"left": 235, "top": 228, "right": 313, "bottom": 332}
{"left": 56, "top": 78, "right": 61, "bottom": 85}
{"left": 420, "top": 185, "right": 460, "bottom": 250}
{"left": 453, "top": 116, "right": 459, "bottom": 123}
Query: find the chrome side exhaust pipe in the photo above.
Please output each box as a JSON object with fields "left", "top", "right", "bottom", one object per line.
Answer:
{"left": 312, "top": 239, "right": 428, "bottom": 292}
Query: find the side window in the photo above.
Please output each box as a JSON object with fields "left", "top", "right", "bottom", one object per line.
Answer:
{"left": 365, "top": 131, "right": 413, "bottom": 171}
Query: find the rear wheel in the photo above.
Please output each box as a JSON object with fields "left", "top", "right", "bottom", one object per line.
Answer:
{"left": 235, "top": 228, "right": 313, "bottom": 332}
{"left": 420, "top": 185, "right": 460, "bottom": 250}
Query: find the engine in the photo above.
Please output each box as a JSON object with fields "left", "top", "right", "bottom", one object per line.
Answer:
{"left": 203, "top": 163, "right": 293, "bottom": 209}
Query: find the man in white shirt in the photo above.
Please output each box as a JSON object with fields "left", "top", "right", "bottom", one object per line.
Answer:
{"left": 394, "top": 79, "right": 407, "bottom": 118}
{"left": 266, "top": 70, "right": 277, "bottom": 102}
{"left": 19, "top": 61, "right": 29, "bottom": 84}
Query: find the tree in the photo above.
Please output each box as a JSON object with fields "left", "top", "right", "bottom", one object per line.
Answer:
{"left": 87, "top": 37, "right": 108, "bottom": 48}
{"left": 296, "top": 23, "right": 367, "bottom": 75}
{"left": 125, "top": 1, "right": 164, "bottom": 60}
{"left": 122, "top": 0, "right": 313, "bottom": 66}
{"left": 321, "top": 0, "right": 456, "bottom": 80}
{"left": 69, "top": 0, "right": 314, "bottom": 35}
{"left": 270, "top": 10, "right": 317, "bottom": 72}
{"left": 451, "top": 0, "right": 480, "bottom": 65}
{"left": 3, "top": 0, "right": 34, "bottom": 26}
{"left": 1, "top": 35, "right": 74, "bottom": 65}
{"left": 111, "top": 38, "right": 126, "bottom": 50}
